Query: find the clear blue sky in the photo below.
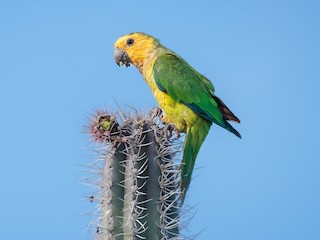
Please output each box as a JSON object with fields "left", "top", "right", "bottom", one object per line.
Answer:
{"left": 1, "top": 1, "right": 319, "bottom": 239}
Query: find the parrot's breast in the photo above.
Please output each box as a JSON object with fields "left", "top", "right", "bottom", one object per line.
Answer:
{"left": 142, "top": 58, "right": 198, "bottom": 132}
{"left": 154, "top": 90, "right": 198, "bottom": 132}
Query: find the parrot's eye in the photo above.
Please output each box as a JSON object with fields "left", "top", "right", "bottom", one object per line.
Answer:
{"left": 126, "top": 38, "right": 134, "bottom": 46}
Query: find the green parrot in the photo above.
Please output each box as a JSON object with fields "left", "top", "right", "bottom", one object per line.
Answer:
{"left": 114, "top": 32, "right": 241, "bottom": 202}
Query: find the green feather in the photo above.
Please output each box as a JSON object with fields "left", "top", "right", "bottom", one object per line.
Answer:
{"left": 180, "top": 118, "right": 211, "bottom": 203}
{"left": 153, "top": 54, "right": 224, "bottom": 124}
{"left": 153, "top": 53, "right": 241, "bottom": 137}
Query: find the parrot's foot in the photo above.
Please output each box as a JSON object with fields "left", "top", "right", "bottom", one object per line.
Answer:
{"left": 164, "top": 123, "right": 180, "bottom": 139}
{"left": 149, "top": 107, "right": 164, "bottom": 119}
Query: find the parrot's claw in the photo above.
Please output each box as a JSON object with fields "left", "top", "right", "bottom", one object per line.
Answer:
{"left": 164, "top": 123, "right": 180, "bottom": 139}
{"left": 149, "top": 107, "right": 164, "bottom": 119}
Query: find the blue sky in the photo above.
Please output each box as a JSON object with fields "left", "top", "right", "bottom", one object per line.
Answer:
{"left": 0, "top": 1, "right": 319, "bottom": 239}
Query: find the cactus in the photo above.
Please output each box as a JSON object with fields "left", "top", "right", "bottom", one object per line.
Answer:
{"left": 87, "top": 108, "right": 186, "bottom": 240}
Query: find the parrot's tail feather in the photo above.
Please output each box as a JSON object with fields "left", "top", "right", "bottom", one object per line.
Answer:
{"left": 180, "top": 118, "right": 211, "bottom": 203}
{"left": 224, "top": 121, "right": 242, "bottom": 139}
{"left": 213, "top": 96, "right": 240, "bottom": 123}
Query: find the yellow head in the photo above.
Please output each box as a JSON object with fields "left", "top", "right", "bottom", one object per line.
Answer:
{"left": 114, "top": 32, "right": 160, "bottom": 70}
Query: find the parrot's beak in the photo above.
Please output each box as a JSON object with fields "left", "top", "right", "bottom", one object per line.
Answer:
{"left": 114, "top": 47, "right": 132, "bottom": 67}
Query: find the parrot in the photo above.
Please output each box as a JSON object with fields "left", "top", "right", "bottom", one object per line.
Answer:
{"left": 113, "top": 32, "right": 241, "bottom": 202}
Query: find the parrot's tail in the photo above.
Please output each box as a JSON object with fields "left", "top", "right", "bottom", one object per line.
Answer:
{"left": 224, "top": 121, "right": 242, "bottom": 139}
{"left": 180, "top": 118, "right": 211, "bottom": 203}
{"left": 213, "top": 96, "right": 242, "bottom": 139}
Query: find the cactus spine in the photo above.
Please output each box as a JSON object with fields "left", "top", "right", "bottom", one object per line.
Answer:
{"left": 88, "top": 109, "right": 182, "bottom": 239}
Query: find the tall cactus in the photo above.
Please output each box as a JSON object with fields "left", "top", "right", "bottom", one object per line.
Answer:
{"left": 87, "top": 108, "right": 185, "bottom": 239}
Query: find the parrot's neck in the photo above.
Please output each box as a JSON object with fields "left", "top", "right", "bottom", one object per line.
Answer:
{"left": 136, "top": 50, "right": 158, "bottom": 74}
{"left": 139, "top": 46, "right": 169, "bottom": 73}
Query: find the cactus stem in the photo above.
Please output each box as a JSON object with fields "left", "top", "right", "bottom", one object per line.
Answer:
{"left": 86, "top": 109, "right": 195, "bottom": 239}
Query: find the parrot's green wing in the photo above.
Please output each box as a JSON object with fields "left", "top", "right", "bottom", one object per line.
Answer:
{"left": 153, "top": 53, "right": 241, "bottom": 137}
{"left": 153, "top": 54, "right": 224, "bottom": 124}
